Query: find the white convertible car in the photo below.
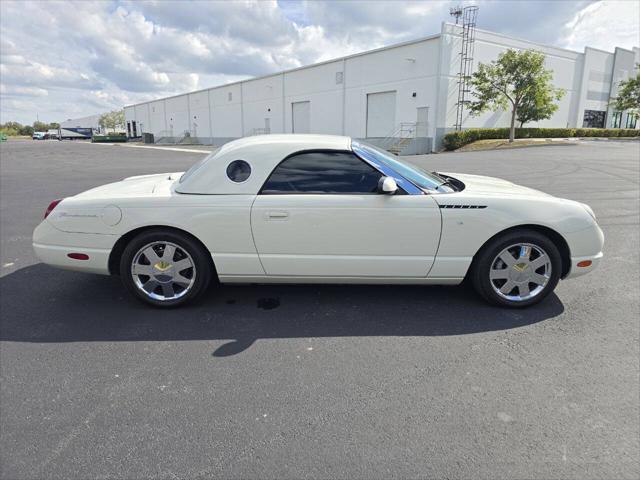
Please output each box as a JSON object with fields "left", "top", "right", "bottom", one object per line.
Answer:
{"left": 33, "top": 135, "right": 603, "bottom": 308}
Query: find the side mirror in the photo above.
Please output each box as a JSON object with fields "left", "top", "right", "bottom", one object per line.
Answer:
{"left": 377, "top": 176, "right": 398, "bottom": 195}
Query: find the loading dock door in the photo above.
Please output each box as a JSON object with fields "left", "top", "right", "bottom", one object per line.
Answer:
{"left": 366, "top": 91, "right": 396, "bottom": 137}
{"left": 292, "top": 101, "right": 310, "bottom": 133}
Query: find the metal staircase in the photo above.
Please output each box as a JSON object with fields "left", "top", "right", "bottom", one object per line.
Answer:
{"left": 178, "top": 131, "right": 200, "bottom": 145}
{"left": 386, "top": 137, "right": 414, "bottom": 155}
{"left": 380, "top": 122, "right": 419, "bottom": 155}
{"left": 154, "top": 130, "right": 173, "bottom": 144}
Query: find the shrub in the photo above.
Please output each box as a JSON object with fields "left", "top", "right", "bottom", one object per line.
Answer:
{"left": 0, "top": 127, "right": 19, "bottom": 137}
{"left": 442, "top": 127, "right": 640, "bottom": 150}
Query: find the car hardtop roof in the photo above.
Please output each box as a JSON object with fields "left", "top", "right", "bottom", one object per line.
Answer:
{"left": 175, "top": 134, "right": 355, "bottom": 195}
{"left": 217, "top": 134, "right": 352, "bottom": 154}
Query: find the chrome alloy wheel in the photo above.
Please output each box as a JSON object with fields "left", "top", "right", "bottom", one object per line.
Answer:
{"left": 130, "top": 241, "right": 196, "bottom": 301}
{"left": 489, "top": 243, "right": 551, "bottom": 302}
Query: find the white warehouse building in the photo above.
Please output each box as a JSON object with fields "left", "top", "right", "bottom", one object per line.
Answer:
{"left": 124, "top": 22, "right": 639, "bottom": 153}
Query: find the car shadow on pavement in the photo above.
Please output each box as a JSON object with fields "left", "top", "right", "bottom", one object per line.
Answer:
{"left": 0, "top": 264, "right": 565, "bottom": 356}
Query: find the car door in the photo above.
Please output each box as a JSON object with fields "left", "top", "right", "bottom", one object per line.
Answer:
{"left": 250, "top": 150, "right": 441, "bottom": 278}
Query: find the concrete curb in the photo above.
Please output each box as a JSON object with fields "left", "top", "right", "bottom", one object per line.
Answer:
{"left": 89, "top": 143, "right": 213, "bottom": 154}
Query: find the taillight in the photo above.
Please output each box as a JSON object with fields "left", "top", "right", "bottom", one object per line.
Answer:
{"left": 67, "top": 253, "right": 89, "bottom": 260}
{"left": 44, "top": 199, "right": 63, "bottom": 219}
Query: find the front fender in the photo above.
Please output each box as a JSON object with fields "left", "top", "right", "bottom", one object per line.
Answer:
{"left": 428, "top": 195, "right": 599, "bottom": 278}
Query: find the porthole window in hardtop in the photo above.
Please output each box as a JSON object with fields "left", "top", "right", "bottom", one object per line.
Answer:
{"left": 261, "top": 151, "right": 382, "bottom": 194}
{"left": 226, "top": 160, "right": 252, "bottom": 183}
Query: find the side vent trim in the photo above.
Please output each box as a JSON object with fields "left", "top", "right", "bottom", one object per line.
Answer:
{"left": 439, "top": 205, "right": 487, "bottom": 209}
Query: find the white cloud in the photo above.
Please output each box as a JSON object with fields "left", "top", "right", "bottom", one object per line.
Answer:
{"left": 0, "top": 85, "right": 48, "bottom": 97}
{"left": 0, "top": 0, "right": 638, "bottom": 125}
{"left": 561, "top": 0, "right": 640, "bottom": 52}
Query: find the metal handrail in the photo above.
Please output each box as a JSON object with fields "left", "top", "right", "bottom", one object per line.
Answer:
{"left": 380, "top": 122, "right": 418, "bottom": 149}
{"left": 249, "top": 128, "right": 271, "bottom": 136}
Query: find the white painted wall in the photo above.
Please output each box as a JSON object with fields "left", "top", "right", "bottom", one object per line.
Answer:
{"left": 439, "top": 23, "right": 585, "bottom": 131}
{"left": 284, "top": 60, "right": 344, "bottom": 135}
{"left": 188, "top": 90, "right": 210, "bottom": 139}
{"left": 575, "top": 47, "right": 614, "bottom": 127}
{"left": 124, "top": 36, "right": 442, "bottom": 145}
{"left": 147, "top": 100, "right": 166, "bottom": 134}
{"left": 210, "top": 83, "right": 242, "bottom": 138}
{"left": 123, "top": 23, "right": 639, "bottom": 150}
{"left": 607, "top": 47, "right": 640, "bottom": 128}
{"left": 241, "top": 74, "right": 283, "bottom": 136}
{"left": 164, "top": 95, "right": 189, "bottom": 136}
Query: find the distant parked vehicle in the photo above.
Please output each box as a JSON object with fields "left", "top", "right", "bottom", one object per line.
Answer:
{"left": 58, "top": 127, "right": 93, "bottom": 140}
{"left": 32, "top": 132, "right": 46, "bottom": 140}
{"left": 46, "top": 129, "right": 60, "bottom": 140}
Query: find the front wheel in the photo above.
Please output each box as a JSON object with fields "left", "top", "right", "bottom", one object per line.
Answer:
{"left": 120, "top": 230, "right": 213, "bottom": 307}
{"left": 471, "top": 230, "right": 562, "bottom": 308}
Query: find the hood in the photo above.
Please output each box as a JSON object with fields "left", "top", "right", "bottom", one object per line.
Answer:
{"left": 441, "top": 172, "right": 551, "bottom": 197}
{"left": 74, "top": 172, "right": 183, "bottom": 199}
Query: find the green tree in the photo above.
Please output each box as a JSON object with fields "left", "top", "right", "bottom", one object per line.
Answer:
{"left": 99, "top": 110, "right": 125, "bottom": 133}
{"left": 468, "top": 49, "right": 564, "bottom": 142}
{"left": 517, "top": 82, "right": 566, "bottom": 127}
{"left": 0, "top": 126, "right": 20, "bottom": 136}
{"left": 32, "top": 121, "right": 49, "bottom": 132}
{"left": 19, "top": 125, "right": 35, "bottom": 136}
{"left": 613, "top": 69, "right": 640, "bottom": 114}
{"left": 0, "top": 121, "right": 24, "bottom": 136}
{"left": 0, "top": 121, "right": 56, "bottom": 136}
{"left": 2, "top": 121, "right": 23, "bottom": 131}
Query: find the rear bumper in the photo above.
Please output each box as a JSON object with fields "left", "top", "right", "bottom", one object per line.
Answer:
{"left": 33, "top": 243, "right": 111, "bottom": 274}
{"left": 32, "top": 220, "right": 116, "bottom": 275}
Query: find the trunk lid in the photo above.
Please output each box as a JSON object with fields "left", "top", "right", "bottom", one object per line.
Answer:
{"left": 74, "top": 172, "right": 183, "bottom": 199}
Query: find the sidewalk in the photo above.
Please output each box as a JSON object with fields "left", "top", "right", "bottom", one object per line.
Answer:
{"left": 90, "top": 142, "right": 214, "bottom": 154}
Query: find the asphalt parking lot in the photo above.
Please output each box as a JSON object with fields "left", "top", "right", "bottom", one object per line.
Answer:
{"left": 1, "top": 139, "right": 638, "bottom": 479}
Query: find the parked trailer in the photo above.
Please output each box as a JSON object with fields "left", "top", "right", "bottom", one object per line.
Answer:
{"left": 58, "top": 127, "right": 93, "bottom": 140}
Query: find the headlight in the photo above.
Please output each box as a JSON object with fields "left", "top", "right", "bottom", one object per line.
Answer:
{"left": 582, "top": 203, "right": 596, "bottom": 221}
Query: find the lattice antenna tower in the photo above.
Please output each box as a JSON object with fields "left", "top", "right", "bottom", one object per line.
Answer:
{"left": 449, "top": 6, "right": 463, "bottom": 25}
{"left": 453, "top": 5, "right": 479, "bottom": 131}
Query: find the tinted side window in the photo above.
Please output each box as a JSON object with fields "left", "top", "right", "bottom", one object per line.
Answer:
{"left": 261, "top": 151, "right": 382, "bottom": 194}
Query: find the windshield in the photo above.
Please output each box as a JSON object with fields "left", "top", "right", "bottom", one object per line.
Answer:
{"left": 351, "top": 140, "right": 445, "bottom": 192}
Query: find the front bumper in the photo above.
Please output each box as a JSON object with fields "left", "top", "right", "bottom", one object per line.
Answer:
{"left": 565, "top": 251, "right": 604, "bottom": 279}
{"left": 564, "top": 223, "right": 605, "bottom": 279}
{"left": 33, "top": 220, "right": 116, "bottom": 275}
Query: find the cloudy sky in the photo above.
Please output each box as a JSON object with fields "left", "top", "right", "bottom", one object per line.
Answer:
{"left": 1, "top": 0, "right": 638, "bottom": 124}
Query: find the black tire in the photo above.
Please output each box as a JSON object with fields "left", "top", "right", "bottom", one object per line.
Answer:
{"left": 119, "top": 229, "right": 214, "bottom": 308}
{"left": 470, "top": 229, "right": 562, "bottom": 308}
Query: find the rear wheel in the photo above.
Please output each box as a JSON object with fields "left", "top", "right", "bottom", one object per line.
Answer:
{"left": 120, "top": 230, "right": 213, "bottom": 307}
{"left": 471, "top": 230, "right": 562, "bottom": 308}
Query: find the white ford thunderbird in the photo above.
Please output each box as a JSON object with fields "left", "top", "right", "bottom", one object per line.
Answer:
{"left": 33, "top": 135, "right": 603, "bottom": 308}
